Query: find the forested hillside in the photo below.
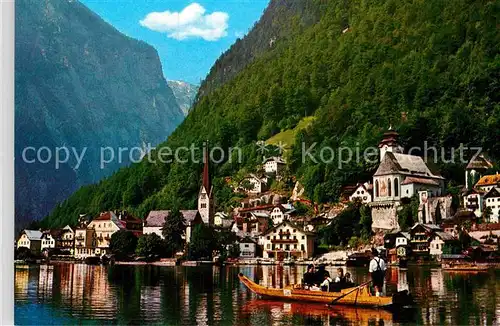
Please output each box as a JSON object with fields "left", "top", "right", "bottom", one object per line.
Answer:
{"left": 44, "top": 0, "right": 500, "bottom": 227}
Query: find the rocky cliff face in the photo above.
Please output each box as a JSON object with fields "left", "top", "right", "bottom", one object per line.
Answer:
{"left": 167, "top": 81, "right": 198, "bottom": 116}
{"left": 15, "top": 0, "right": 184, "bottom": 228}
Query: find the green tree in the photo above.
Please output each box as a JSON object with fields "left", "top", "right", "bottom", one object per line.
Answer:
{"left": 109, "top": 230, "right": 138, "bottom": 260}
{"left": 188, "top": 224, "right": 218, "bottom": 260}
{"left": 135, "top": 233, "right": 165, "bottom": 257}
{"left": 240, "top": 179, "right": 254, "bottom": 192}
{"left": 161, "top": 209, "right": 186, "bottom": 257}
{"left": 398, "top": 195, "right": 419, "bottom": 231}
{"left": 482, "top": 206, "right": 493, "bottom": 223}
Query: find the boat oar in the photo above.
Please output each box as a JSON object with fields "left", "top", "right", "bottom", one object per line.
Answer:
{"left": 328, "top": 280, "right": 372, "bottom": 306}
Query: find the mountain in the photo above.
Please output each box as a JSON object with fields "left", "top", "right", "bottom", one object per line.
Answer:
{"left": 15, "top": 0, "right": 185, "bottom": 229}
{"left": 44, "top": 0, "right": 499, "bottom": 228}
{"left": 167, "top": 81, "right": 198, "bottom": 116}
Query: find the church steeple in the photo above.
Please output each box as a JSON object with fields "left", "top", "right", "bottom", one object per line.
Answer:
{"left": 198, "top": 141, "right": 214, "bottom": 225}
{"left": 202, "top": 141, "right": 211, "bottom": 195}
{"left": 378, "top": 127, "right": 403, "bottom": 161}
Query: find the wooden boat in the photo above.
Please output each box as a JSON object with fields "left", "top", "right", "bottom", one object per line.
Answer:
{"left": 238, "top": 273, "right": 412, "bottom": 309}
{"left": 442, "top": 263, "right": 489, "bottom": 272}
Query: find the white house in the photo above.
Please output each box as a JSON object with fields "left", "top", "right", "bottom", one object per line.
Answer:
{"left": 40, "top": 231, "right": 56, "bottom": 252}
{"left": 74, "top": 227, "right": 96, "bottom": 259}
{"left": 263, "top": 156, "right": 286, "bottom": 175}
{"left": 214, "top": 212, "right": 229, "bottom": 226}
{"left": 259, "top": 221, "right": 315, "bottom": 260}
{"left": 239, "top": 238, "right": 257, "bottom": 258}
{"left": 349, "top": 182, "right": 373, "bottom": 204}
{"left": 395, "top": 232, "right": 410, "bottom": 247}
{"left": 144, "top": 210, "right": 203, "bottom": 243}
{"left": 483, "top": 187, "right": 500, "bottom": 223}
{"left": 269, "top": 204, "right": 296, "bottom": 225}
{"left": 474, "top": 174, "right": 500, "bottom": 193}
{"left": 463, "top": 190, "right": 484, "bottom": 218}
{"left": 240, "top": 174, "right": 268, "bottom": 194}
{"left": 17, "top": 230, "right": 42, "bottom": 253}
{"left": 429, "top": 232, "right": 456, "bottom": 257}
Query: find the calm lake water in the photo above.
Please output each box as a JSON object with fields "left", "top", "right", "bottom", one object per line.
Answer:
{"left": 15, "top": 263, "right": 500, "bottom": 325}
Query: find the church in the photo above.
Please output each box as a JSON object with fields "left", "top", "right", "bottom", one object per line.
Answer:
{"left": 369, "top": 128, "right": 445, "bottom": 232}
{"left": 198, "top": 144, "right": 215, "bottom": 225}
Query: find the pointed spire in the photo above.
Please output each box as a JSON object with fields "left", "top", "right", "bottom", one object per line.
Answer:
{"left": 203, "top": 140, "right": 210, "bottom": 193}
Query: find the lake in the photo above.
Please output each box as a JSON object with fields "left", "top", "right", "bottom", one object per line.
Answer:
{"left": 14, "top": 263, "right": 500, "bottom": 325}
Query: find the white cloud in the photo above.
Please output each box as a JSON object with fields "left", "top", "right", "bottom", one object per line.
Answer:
{"left": 139, "top": 3, "right": 229, "bottom": 41}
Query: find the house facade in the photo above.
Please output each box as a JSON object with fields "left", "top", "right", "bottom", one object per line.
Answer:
{"left": 483, "top": 187, "right": 500, "bottom": 223}
{"left": 17, "top": 230, "right": 42, "bottom": 253}
{"left": 241, "top": 174, "right": 268, "bottom": 194}
{"left": 74, "top": 227, "right": 96, "bottom": 259}
{"left": 409, "top": 223, "right": 442, "bottom": 257}
{"left": 263, "top": 156, "right": 286, "bottom": 176}
{"left": 429, "top": 232, "right": 458, "bottom": 258}
{"left": 40, "top": 231, "right": 57, "bottom": 252}
{"left": 59, "top": 225, "right": 75, "bottom": 253}
{"left": 239, "top": 238, "right": 257, "bottom": 258}
{"left": 349, "top": 182, "right": 373, "bottom": 204}
{"left": 259, "top": 221, "right": 315, "bottom": 260}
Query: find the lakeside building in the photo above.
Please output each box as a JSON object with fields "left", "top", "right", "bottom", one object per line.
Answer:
{"left": 17, "top": 230, "right": 42, "bottom": 253}
{"left": 370, "top": 128, "right": 445, "bottom": 232}
{"left": 143, "top": 210, "right": 203, "bottom": 243}
{"left": 74, "top": 211, "right": 142, "bottom": 259}
{"left": 239, "top": 237, "right": 258, "bottom": 258}
{"left": 40, "top": 230, "right": 58, "bottom": 252}
{"left": 259, "top": 221, "right": 315, "bottom": 260}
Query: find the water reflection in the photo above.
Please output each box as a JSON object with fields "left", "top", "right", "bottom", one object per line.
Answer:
{"left": 14, "top": 264, "right": 500, "bottom": 325}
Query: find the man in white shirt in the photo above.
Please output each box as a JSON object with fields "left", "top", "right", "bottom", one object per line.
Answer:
{"left": 369, "top": 248, "right": 386, "bottom": 297}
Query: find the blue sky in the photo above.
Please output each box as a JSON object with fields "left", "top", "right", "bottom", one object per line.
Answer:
{"left": 81, "top": 0, "right": 269, "bottom": 85}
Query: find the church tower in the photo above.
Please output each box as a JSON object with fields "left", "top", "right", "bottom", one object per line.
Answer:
{"left": 198, "top": 142, "right": 214, "bottom": 225}
{"left": 378, "top": 126, "right": 404, "bottom": 162}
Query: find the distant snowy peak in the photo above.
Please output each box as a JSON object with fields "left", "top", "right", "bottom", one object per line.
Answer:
{"left": 167, "top": 80, "right": 199, "bottom": 116}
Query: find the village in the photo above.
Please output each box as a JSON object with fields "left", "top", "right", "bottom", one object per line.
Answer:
{"left": 15, "top": 128, "right": 500, "bottom": 268}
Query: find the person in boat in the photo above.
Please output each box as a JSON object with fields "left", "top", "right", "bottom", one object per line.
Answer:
{"left": 369, "top": 248, "right": 387, "bottom": 297}
{"left": 344, "top": 272, "right": 354, "bottom": 287}
{"left": 303, "top": 264, "right": 316, "bottom": 288}
{"left": 320, "top": 271, "right": 333, "bottom": 292}
{"left": 333, "top": 268, "right": 345, "bottom": 284}
{"left": 314, "top": 264, "right": 326, "bottom": 285}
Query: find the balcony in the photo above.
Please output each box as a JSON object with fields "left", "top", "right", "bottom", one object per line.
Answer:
{"left": 279, "top": 230, "right": 291, "bottom": 236}
{"left": 75, "top": 236, "right": 84, "bottom": 241}
{"left": 271, "top": 239, "right": 298, "bottom": 244}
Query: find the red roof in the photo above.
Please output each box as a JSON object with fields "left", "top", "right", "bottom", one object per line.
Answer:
{"left": 237, "top": 204, "right": 275, "bottom": 213}
{"left": 401, "top": 177, "right": 440, "bottom": 186}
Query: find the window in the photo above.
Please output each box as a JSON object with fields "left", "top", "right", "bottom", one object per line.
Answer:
{"left": 244, "top": 244, "right": 249, "bottom": 248}
{"left": 394, "top": 178, "right": 399, "bottom": 197}
{"left": 267, "top": 244, "right": 270, "bottom": 249}
{"left": 285, "top": 245, "right": 290, "bottom": 250}
{"left": 388, "top": 178, "right": 392, "bottom": 196}
{"left": 375, "top": 180, "right": 379, "bottom": 197}
{"left": 302, "top": 236, "right": 305, "bottom": 240}
{"left": 301, "top": 244, "right": 305, "bottom": 251}
{"left": 293, "top": 229, "right": 296, "bottom": 233}
{"left": 267, "top": 236, "right": 270, "bottom": 240}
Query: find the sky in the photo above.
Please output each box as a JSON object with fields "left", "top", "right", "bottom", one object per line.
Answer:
{"left": 81, "top": 0, "right": 270, "bottom": 85}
